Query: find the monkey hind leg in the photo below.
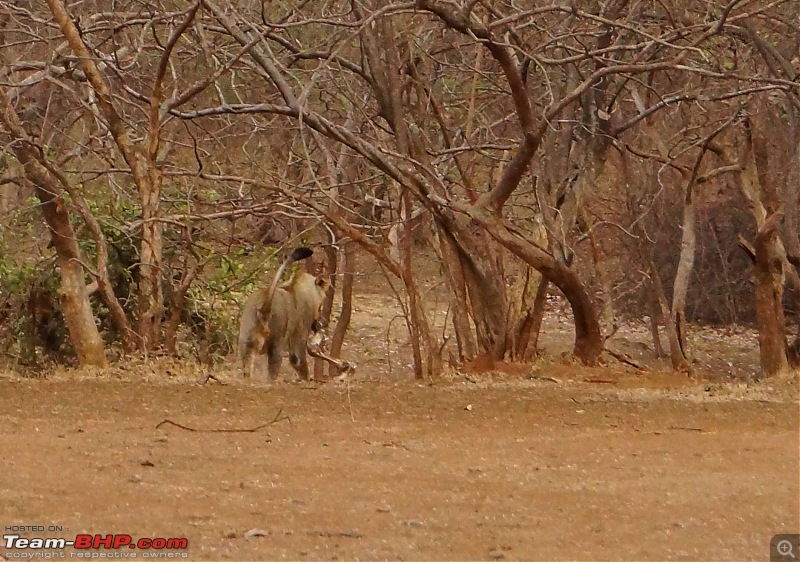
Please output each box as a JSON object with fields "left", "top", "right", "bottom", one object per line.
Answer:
{"left": 242, "top": 349, "right": 263, "bottom": 380}
{"left": 240, "top": 339, "right": 254, "bottom": 378}
{"left": 242, "top": 351, "right": 252, "bottom": 379}
{"left": 241, "top": 325, "right": 272, "bottom": 379}
{"left": 267, "top": 343, "right": 283, "bottom": 381}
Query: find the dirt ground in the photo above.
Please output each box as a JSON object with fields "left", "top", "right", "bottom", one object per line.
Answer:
{"left": 0, "top": 369, "right": 798, "bottom": 562}
{"left": 1, "top": 266, "right": 799, "bottom": 561}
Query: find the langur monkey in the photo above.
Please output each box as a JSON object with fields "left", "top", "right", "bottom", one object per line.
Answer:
{"left": 238, "top": 247, "right": 330, "bottom": 380}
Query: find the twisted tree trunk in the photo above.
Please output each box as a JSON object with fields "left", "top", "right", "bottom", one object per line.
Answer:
{"left": 754, "top": 213, "right": 789, "bottom": 375}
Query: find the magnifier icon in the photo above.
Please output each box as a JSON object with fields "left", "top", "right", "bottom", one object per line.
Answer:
{"left": 778, "top": 540, "right": 797, "bottom": 559}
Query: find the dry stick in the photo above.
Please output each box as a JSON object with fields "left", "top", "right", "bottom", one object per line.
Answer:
{"left": 602, "top": 348, "right": 644, "bottom": 370}
{"left": 155, "top": 409, "right": 289, "bottom": 433}
{"left": 653, "top": 426, "right": 706, "bottom": 434}
{"left": 198, "top": 373, "right": 225, "bottom": 385}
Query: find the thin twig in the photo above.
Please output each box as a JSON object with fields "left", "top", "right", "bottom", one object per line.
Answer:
{"left": 653, "top": 426, "right": 706, "bottom": 434}
{"left": 156, "top": 409, "right": 289, "bottom": 432}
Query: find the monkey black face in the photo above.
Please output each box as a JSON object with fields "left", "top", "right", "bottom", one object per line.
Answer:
{"left": 311, "top": 318, "right": 326, "bottom": 333}
{"left": 289, "top": 247, "right": 314, "bottom": 262}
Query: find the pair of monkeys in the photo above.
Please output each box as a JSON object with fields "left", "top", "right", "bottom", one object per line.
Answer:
{"left": 237, "top": 247, "right": 330, "bottom": 380}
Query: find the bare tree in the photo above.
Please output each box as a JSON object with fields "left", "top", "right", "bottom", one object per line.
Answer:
{"left": 0, "top": 91, "right": 106, "bottom": 367}
{"left": 2, "top": 0, "right": 797, "bottom": 378}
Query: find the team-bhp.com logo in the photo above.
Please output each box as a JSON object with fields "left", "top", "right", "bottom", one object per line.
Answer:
{"left": 3, "top": 534, "right": 189, "bottom": 559}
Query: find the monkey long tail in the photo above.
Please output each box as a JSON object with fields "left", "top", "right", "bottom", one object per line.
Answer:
{"left": 257, "top": 247, "right": 314, "bottom": 320}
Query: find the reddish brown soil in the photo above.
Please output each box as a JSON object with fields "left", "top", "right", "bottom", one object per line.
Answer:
{"left": 1, "top": 373, "right": 797, "bottom": 561}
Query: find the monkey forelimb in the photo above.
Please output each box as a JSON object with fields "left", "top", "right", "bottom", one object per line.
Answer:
{"left": 306, "top": 331, "right": 356, "bottom": 377}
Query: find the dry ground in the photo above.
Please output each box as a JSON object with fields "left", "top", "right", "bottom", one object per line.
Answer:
{"left": 0, "top": 370, "right": 798, "bottom": 562}
{"left": 1, "top": 268, "right": 799, "bottom": 561}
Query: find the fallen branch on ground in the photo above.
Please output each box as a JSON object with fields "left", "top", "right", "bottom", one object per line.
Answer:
{"left": 155, "top": 409, "right": 289, "bottom": 432}
{"left": 198, "top": 373, "right": 225, "bottom": 385}
{"left": 603, "top": 348, "right": 644, "bottom": 370}
{"left": 652, "top": 426, "right": 705, "bottom": 434}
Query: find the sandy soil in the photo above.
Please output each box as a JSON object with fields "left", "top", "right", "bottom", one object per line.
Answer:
{"left": 0, "top": 370, "right": 797, "bottom": 561}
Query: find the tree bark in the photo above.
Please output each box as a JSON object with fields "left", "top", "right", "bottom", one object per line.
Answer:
{"left": 515, "top": 276, "right": 550, "bottom": 360}
{"left": 46, "top": 0, "right": 165, "bottom": 350}
{"left": 329, "top": 242, "right": 355, "bottom": 377}
{"left": 779, "top": 112, "right": 800, "bottom": 367}
{"left": 671, "top": 113, "right": 738, "bottom": 361}
{"left": 549, "top": 263, "right": 603, "bottom": 364}
{"left": 38, "top": 159, "right": 136, "bottom": 353}
{"left": 460, "top": 245, "right": 508, "bottom": 358}
{"left": 617, "top": 143, "right": 689, "bottom": 371}
{"left": 671, "top": 184, "right": 696, "bottom": 359}
{"left": 583, "top": 214, "right": 615, "bottom": 330}
{"left": 649, "top": 290, "right": 664, "bottom": 359}
{"left": 164, "top": 247, "right": 198, "bottom": 356}
{"left": 0, "top": 92, "right": 105, "bottom": 367}
{"left": 754, "top": 213, "right": 789, "bottom": 375}
{"left": 710, "top": 116, "right": 793, "bottom": 375}
{"left": 435, "top": 227, "right": 477, "bottom": 362}
{"left": 646, "top": 245, "right": 691, "bottom": 371}
{"left": 452, "top": 207, "right": 602, "bottom": 365}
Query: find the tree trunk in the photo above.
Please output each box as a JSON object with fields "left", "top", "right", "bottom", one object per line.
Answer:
{"left": 476, "top": 212, "right": 602, "bottom": 364}
{"left": 754, "top": 213, "right": 789, "bottom": 375}
{"left": 708, "top": 129, "right": 794, "bottom": 373}
{"left": 650, "top": 253, "right": 690, "bottom": 371}
{"left": 649, "top": 289, "right": 664, "bottom": 359}
{"left": 617, "top": 142, "right": 689, "bottom": 371}
{"left": 46, "top": 0, "right": 164, "bottom": 350}
{"left": 328, "top": 242, "right": 355, "bottom": 378}
{"left": 0, "top": 100, "right": 105, "bottom": 366}
{"left": 464, "top": 255, "right": 505, "bottom": 356}
{"left": 399, "top": 193, "right": 427, "bottom": 380}
{"left": 671, "top": 193, "right": 696, "bottom": 359}
{"left": 584, "top": 216, "right": 615, "bottom": 330}
{"left": 435, "top": 218, "right": 509, "bottom": 359}
{"left": 548, "top": 263, "right": 603, "bottom": 364}
{"left": 516, "top": 276, "right": 549, "bottom": 360}
{"left": 313, "top": 244, "right": 338, "bottom": 380}
{"left": 448, "top": 207, "right": 602, "bottom": 365}
{"left": 57, "top": 259, "right": 106, "bottom": 367}
{"left": 435, "top": 227, "right": 477, "bottom": 362}
{"left": 40, "top": 160, "right": 137, "bottom": 353}
{"left": 671, "top": 113, "right": 736, "bottom": 362}
{"left": 137, "top": 173, "right": 164, "bottom": 350}
{"left": 163, "top": 251, "right": 198, "bottom": 356}
{"left": 780, "top": 116, "right": 800, "bottom": 367}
